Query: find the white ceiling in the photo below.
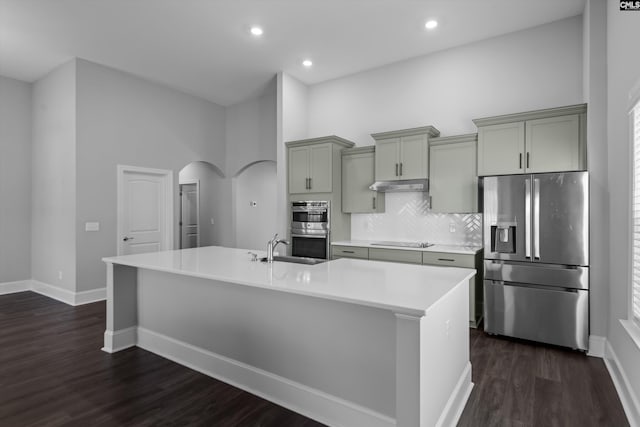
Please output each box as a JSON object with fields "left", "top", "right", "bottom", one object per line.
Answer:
{"left": 0, "top": 0, "right": 586, "bottom": 106}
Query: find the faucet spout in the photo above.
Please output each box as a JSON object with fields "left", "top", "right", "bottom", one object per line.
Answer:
{"left": 266, "top": 234, "right": 290, "bottom": 262}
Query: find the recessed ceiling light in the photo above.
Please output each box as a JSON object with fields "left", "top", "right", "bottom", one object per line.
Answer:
{"left": 425, "top": 20, "right": 438, "bottom": 30}
{"left": 250, "top": 26, "right": 263, "bottom": 36}
{"left": 302, "top": 59, "right": 313, "bottom": 67}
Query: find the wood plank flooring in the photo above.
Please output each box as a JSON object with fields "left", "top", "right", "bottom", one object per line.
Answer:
{"left": 0, "top": 292, "right": 629, "bottom": 426}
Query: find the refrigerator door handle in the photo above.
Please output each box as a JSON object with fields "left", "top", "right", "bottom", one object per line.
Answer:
{"left": 533, "top": 178, "right": 541, "bottom": 259}
{"left": 525, "top": 178, "right": 531, "bottom": 259}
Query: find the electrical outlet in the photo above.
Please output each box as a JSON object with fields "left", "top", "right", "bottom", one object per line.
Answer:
{"left": 210, "top": 218, "right": 214, "bottom": 225}
{"left": 250, "top": 201, "right": 258, "bottom": 207}
{"left": 58, "top": 271, "right": 63, "bottom": 281}
{"left": 445, "top": 319, "right": 450, "bottom": 337}
{"left": 449, "top": 223, "right": 456, "bottom": 233}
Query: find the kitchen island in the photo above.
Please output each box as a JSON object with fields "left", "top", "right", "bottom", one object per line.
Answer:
{"left": 102, "top": 246, "right": 475, "bottom": 427}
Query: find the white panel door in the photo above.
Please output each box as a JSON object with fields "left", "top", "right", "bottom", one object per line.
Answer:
{"left": 119, "top": 168, "right": 172, "bottom": 255}
{"left": 180, "top": 183, "right": 199, "bottom": 249}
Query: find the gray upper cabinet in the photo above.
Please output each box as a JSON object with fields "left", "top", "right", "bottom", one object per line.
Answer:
{"left": 372, "top": 126, "right": 440, "bottom": 181}
{"left": 287, "top": 137, "right": 354, "bottom": 194}
{"left": 341, "top": 146, "right": 385, "bottom": 213}
{"left": 474, "top": 104, "right": 586, "bottom": 176}
{"left": 429, "top": 134, "right": 478, "bottom": 213}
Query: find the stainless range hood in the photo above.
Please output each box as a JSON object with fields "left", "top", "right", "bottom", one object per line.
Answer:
{"left": 369, "top": 178, "right": 429, "bottom": 193}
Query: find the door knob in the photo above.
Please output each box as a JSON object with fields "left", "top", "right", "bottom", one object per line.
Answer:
{"left": 123, "top": 236, "right": 134, "bottom": 241}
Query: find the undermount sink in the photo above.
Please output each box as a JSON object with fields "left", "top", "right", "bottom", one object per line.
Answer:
{"left": 260, "top": 255, "right": 326, "bottom": 265}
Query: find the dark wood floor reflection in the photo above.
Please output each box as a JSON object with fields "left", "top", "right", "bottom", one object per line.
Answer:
{"left": 0, "top": 292, "right": 629, "bottom": 426}
{"left": 458, "top": 325, "right": 629, "bottom": 427}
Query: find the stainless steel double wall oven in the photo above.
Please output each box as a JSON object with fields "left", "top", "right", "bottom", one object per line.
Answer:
{"left": 290, "top": 201, "right": 330, "bottom": 259}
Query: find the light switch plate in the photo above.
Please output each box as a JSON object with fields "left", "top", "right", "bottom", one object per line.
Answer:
{"left": 85, "top": 222, "right": 100, "bottom": 232}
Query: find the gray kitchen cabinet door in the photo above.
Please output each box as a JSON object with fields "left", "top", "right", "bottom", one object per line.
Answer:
{"left": 429, "top": 139, "right": 477, "bottom": 213}
{"left": 477, "top": 122, "right": 525, "bottom": 176}
{"left": 288, "top": 146, "right": 310, "bottom": 193}
{"left": 399, "top": 134, "right": 428, "bottom": 179}
{"left": 374, "top": 137, "right": 400, "bottom": 181}
{"left": 342, "top": 149, "right": 384, "bottom": 213}
{"left": 309, "top": 143, "right": 332, "bottom": 193}
{"left": 525, "top": 114, "right": 582, "bottom": 173}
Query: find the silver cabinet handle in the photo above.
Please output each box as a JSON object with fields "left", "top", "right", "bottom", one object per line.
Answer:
{"left": 437, "top": 258, "right": 455, "bottom": 262}
{"left": 533, "top": 178, "right": 540, "bottom": 259}
{"left": 123, "top": 236, "right": 134, "bottom": 242}
{"left": 519, "top": 153, "right": 522, "bottom": 169}
{"left": 527, "top": 152, "right": 530, "bottom": 169}
{"left": 400, "top": 162, "right": 403, "bottom": 176}
{"left": 342, "top": 250, "right": 355, "bottom": 254}
{"left": 395, "top": 163, "right": 399, "bottom": 176}
{"left": 309, "top": 177, "right": 312, "bottom": 189}
{"left": 525, "top": 178, "right": 531, "bottom": 259}
{"left": 373, "top": 196, "right": 376, "bottom": 210}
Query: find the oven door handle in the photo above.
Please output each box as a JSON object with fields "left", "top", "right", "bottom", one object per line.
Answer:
{"left": 290, "top": 233, "right": 328, "bottom": 239}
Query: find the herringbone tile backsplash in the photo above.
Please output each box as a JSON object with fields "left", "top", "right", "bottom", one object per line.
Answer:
{"left": 350, "top": 192, "right": 482, "bottom": 246}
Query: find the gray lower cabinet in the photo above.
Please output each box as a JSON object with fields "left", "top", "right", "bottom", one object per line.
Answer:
{"left": 331, "top": 244, "right": 483, "bottom": 327}
{"left": 341, "top": 146, "right": 384, "bottom": 213}
{"left": 422, "top": 250, "right": 484, "bottom": 328}
{"left": 332, "top": 245, "right": 369, "bottom": 259}
{"left": 368, "top": 248, "right": 422, "bottom": 264}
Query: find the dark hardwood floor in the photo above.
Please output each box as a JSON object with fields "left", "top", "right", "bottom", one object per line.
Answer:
{"left": 0, "top": 292, "right": 629, "bottom": 426}
{"left": 458, "top": 326, "right": 629, "bottom": 427}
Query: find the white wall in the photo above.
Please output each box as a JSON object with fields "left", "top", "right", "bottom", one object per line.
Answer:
{"left": 178, "top": 161, "right": 227, "bottom": 247}
{"left": 606, "top": 0, "right": 640, "bottom": 421}
{"left": 307, "top": 16, "right": 584, "bottom": 144}
{"left": 234, "top": 161, "right": 278, "bottom": 251}
{"left": 75, "top": 58, "right": 226, "bottom": 291}
{"left": 0, "top": 76, "right": 32, "bottom": 283}
{"left": 31, "top": 60, "right": 77, "bottom": 291}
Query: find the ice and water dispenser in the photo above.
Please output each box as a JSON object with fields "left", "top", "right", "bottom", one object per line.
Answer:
{"left": 490, "top": 223, "right": 516, "bottom": 253}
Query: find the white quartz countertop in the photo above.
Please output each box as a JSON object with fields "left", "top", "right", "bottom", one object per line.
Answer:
{"left": 331, "top": 240, "right": 483, "bottom": 255}
{"left": 103, "top": 246, "right": 475, "bottom": 317}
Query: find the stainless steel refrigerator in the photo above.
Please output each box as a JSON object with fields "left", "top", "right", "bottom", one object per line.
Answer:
{"left": 482, "top": 171, "right": 589, "bottom": 350}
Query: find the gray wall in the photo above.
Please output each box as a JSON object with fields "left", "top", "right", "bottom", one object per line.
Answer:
{"left": 0, "top": 76, "right": 32, "bottom": 283}
{"left": 225, "top": 77, "right": 277, "bottom": 177}
{"left": 307, "top": 16, "right": 584, "bottom": 142}
{"left": 75, "top": 58, "right": 226, "bottom": 291}
{"left": 606, "top": 0, "right": 640, "bottom": 414}
{"left": 583, "top": 0, "right": 609, "bottom": 340}
{"left": 31, "top": 60, "right": 77, "bottom": 291}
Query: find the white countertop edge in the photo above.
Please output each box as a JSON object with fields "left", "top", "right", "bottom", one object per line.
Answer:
{"left": 331, "top": 240, "right": 483, "bottom": 255}
{"left": 103, "top": 256, "right": 475, "bottom": 317}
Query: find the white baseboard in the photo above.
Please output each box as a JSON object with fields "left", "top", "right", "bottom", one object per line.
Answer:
{"left": 0, "top": 280, "right": 31, "bottom": 295}
{"left": 436, "top": 362, "right": 473, "bottom": 427}
{"left": 588, "top": 335, "right": 606, "bottom": 358}
{"left": 27, "top": 280, "right": 105, "bottom": 306}
{"left": 604, "top": 341, "right": 640, "bottom": 427}
{"left": 137, "top": 327, "right": 395, "bottom": 427}
{"left": 102, "top": 327, "right": 137, "bottom": 353}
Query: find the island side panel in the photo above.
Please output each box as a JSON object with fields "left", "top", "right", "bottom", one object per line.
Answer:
{"left": 135, "top": 268, "right": 397, "bottom": 423}
{"left": 395, "top": 277, "right": 472, "bottom": 427}
{"left": 103, "top": 262, "right": 138, "bottom": 353}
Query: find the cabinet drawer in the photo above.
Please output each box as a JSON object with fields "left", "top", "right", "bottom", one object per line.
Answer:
{"left": 422, "top": 251, "right": 475, "bottom": 268}
{"left": 369, "top": 248, "right": 422, "bottom": 264}
{"left": 332, "top": 245, "right": 369, "bottom": 259}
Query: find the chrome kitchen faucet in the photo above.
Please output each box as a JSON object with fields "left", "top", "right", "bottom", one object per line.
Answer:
{"left": 266, "top": 233, "right": 290, "bottom": 263}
